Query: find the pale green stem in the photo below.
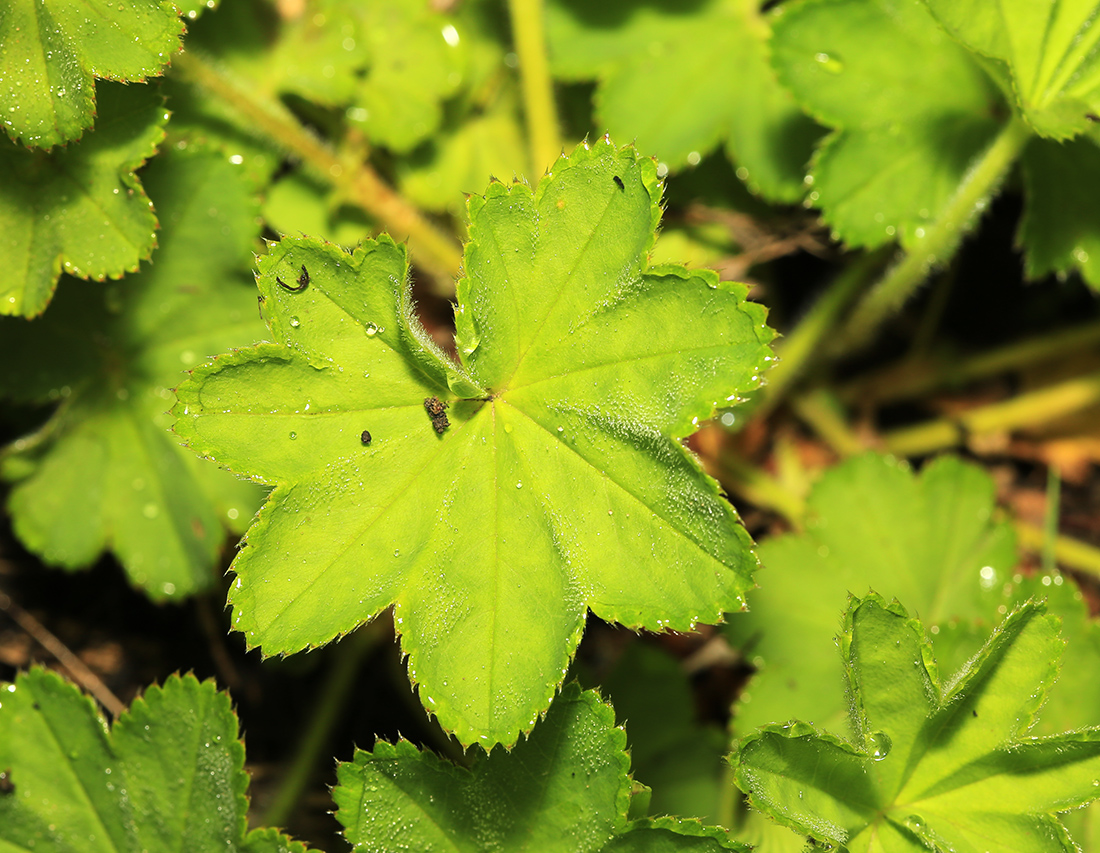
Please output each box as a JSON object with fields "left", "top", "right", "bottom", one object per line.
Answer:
{"left": 171, "top": 51, "right": 463, "bottom": 292}
{"left": 840, "top": 319, "right": 1100, "bottom": 406}
{"left": 790, "top": 389, "right": 864, "bottom": 458}
{"left": 752, "top": 247, "right": 889, "bottom": 421}
{"left": 829, "top": 117, "right": 1033, "bottom": 357}
{"left": 1016, "top": 521, "right": 1100, "bottom": 579}
{"left": 716, "top": 454, "right": 805, "bottom": 526}
{"left": 259, "top": 624, "right": 384, "bottom": 828}
{"left": 507, "top": 0, "right": 562, "bottom": 174}
{"left": 1043, "top": 466, "right": 1061, "bottom": 573}
{"left": 882, "top": 369, "right": 1100, "bottom": 457}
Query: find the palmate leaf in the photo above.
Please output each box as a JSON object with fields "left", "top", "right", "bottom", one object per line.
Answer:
{"left": 0, "top": 82, "right": 166, "bottom": 318}
{"left": 727, "top": 454, "right": 1017, "bottom": 737}
{"left": 334, "top": 683, "right": 746, "bottom": 852}
{"left": 0, "top": 146, "right": 267, "bottom": 600}
{"left": 0, "top": 668, "right": 308, "bottom": 852}
{"left": 733, "top": 593, "right": 1100, "bottom": 852}
{"left": 173, "top": 138, "right": 774, "bottom": 747}
{"left": 546, "top": 0, "right": 821, "bottom": 201}
{"left": 770, "top": 0, "right": 1006, "bottom": 249}
{"left": 921, "top": 0, "right": 1100, "bottom": 141}
{"left": 0, "top": 0, "right": 184, "bottom": 148}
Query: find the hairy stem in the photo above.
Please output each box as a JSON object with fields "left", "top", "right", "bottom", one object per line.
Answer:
{"left": 829, "top": 117, "right": 1032, "bottom": 357}
{"left": 507, "top": 0, "right": 562, "bottom": 175}
{"left": 171, "top": 51, "right": 463, "bottom": 292}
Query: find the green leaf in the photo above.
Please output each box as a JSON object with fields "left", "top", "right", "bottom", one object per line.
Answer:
{"left": 0, "top": 0, "right": 183, "bottom": 148}
{"left": 728, "top": 454, "right": 1017, "bottom": 736}
{"left": 734, "top": 593, "right": 1100, "bottom": 852}
{"left": 922, "top": 0, "right": 1100, "bottom": 140}
{"left": 1020, "top": 135, "right": 1100, "bottom": 289}
{"left": 333, "top": 683, "right": 746, "bottom": 852}
{"left": 0, "top": 667, "right": 310, "bottom": 852}
{"left": 0, "top": 146, "right": 267, "bottom": 600}
{"left": 173, "top": 139, "right": 774, "bottom": 747}
{"left": 546, "top": 0, "right": 821, "bottom": 201}
{"left": 598, "top": 642, "right": 727, "bottom": 823}
{"left": 770, "top": 0, "right": 1006, "bottom": 249}
{"left": 0, "top": 82, "right": 166, "bottom": 318}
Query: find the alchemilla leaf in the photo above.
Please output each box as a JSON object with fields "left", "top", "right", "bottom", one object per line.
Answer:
{"left": 0, "top": 82, "right": 167, "bottom": 318}
{"left": 0, "top": 0, "right": 184, "bottom": 148}
{"left": 0, "top": 146, "right": 268, "bottom": 599}
{"left": 333, "top": 683, "right": 747, "bottom": 852}
{"left": 922, "top": 0, "right": 1100, "bottom": 140}
{"left": 173, "top": 138, "right": 774, "bottom": 747}
{"left": 733, "top": 593, "right": 1100, "bottom": 852}
{"left": 0, "top": 668, "right": 310, "bottom": 852}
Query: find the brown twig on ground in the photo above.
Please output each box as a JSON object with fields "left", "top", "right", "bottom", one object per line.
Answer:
{"left": 0, "top": 580, "right": 126, "bottom": 717}
{"left": 685, "top": 204, "right": 829, "bottom": 281}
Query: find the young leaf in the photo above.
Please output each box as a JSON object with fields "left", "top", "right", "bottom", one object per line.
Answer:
{"left": 922, "top": 0, "right": 1100, "bottom": 140}
{"left": 0, "top": 668, "right": 309, "bottom": 852}
{"left": 0, "top": 0, "right": 183, "bottom": 148}
{"left": 173, "top": 138, "right": 774, "bottom": 747}
{"left": 770, "top": 0, "right": 1006, "bottom": 249}
{"left": 733, "top": 593, "right": 1100, "bottom": 852}
{"left": 334, "top": 683, "right": 746, "bottom": 852}
{"left": 727, "top": 454, "right": 1016, "bottom": 736}
{"left": 546, "top": 0, "right": 821, "bottom": 201}
{"left": 0, "top": 82, "right": 167, "bottom": 318}
{"left": 0, "top": 146, "right": 267, "bottom": 600}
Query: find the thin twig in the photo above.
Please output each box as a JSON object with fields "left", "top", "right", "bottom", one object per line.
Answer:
{"left": 0, "top": 586, "right": 126, "bottom": 717}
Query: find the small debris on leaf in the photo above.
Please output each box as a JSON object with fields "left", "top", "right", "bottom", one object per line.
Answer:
{"left": 424, "top": 396, "right": 450, "bottom": 434}
{"left": 361, "top": 430, "right": 372, "bottom": 445}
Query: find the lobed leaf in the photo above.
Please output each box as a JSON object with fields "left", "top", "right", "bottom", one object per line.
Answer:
{"left": 173, "top": 139, "right": 774, "bottom": 747}
{"left": 727, "top": 454, "right": 1017, "bottom": 737}
{"left": 922, "top": 0, "right": 1100, "bottom": 141}
{"left": 333, "top": 683, "right": 747, "bottom": 852}
{"left": 770, "top": 0, "right": 1006, "bottom": 249}
{"left": 0, "top": 668, "right": 309, "bottom": 852}
{"left": 733, "top": 593, "right": 1100, "bottom": 852}
{"left": 0, "top": 0, "right": 184, "bottom": 149}
{"left": 0, "top": 82, "right": 166, "bottom": 318}
{"left": 0, "top": 146, "right": 268, "bottom": 599}
{"left": 546, "top": 0, "right": 821, "bottom": 201}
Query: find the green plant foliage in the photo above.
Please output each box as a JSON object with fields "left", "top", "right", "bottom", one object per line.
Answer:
{"left": 0, "top": 668, "right": 309, "bottom": 852}
{"left": 733, "top": 593, "right": 1100, "bottom": 852}
{"left": 770, "top": 0, "right": 1005, "bottom": 249}
{"left": 173, "top": 139, "right": 774, "bottom": 747}
{"left": 597, "top": 642, "right": 727, "bottom": 824}
{"left": 921, "top": 0, "right": 1100, "bottom": 141}
{"left": 1020, "top": 134, "right": 1100, "bottom": 289}
{"left": 545, "top": 0, "right": 821, "bottom": 201}
{"left": 0, "top": 146, "right": 267, "bottom": 600}
{"left": 334, "top": 683, "right": 745, "bottom": 852}
{"left": 727, "top": 454, "right": 1017, "bottom": 735}
{"left": 0, "top": 0, "right": 183, "bottom": 149}
{"left": 0, "top": 83, "right": 167, "bottom": 318}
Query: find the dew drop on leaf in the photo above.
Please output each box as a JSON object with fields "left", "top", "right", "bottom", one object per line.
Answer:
{"left": 867, "top": 730, "right": 891, "bottom": 760}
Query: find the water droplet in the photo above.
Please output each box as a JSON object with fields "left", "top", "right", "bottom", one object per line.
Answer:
{"left": 814, "top": 52, "right": 844, "bottom": 73}
{"left": 867, "top": 730, "right": 891, "bottom": 760}
{"left": 289, "top": 316, "right": 300, "bottom": 328}
{"left": 516, "top": 481, "right": 522, "bottom": 489}
{"left": 365, "top": 322, "right": 379, "bottom": 336}
{"left": 289, "top": 431, "right": 298, "bottom": 440}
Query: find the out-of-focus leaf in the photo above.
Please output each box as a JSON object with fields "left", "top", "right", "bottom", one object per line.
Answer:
{"left": 0, "top": 146, "right": 267, "bottom": 600}
{"left": 546, "top": 0, "right": 821, "bottom": 201}
{"left": 0, "top": 83, "right": 166, "bottom": 317}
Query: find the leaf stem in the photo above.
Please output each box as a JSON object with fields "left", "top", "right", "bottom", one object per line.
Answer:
{"left": 751, "top": 247, "right": 890, "bottom": 420}
{"left": 171, "top": 51, "right": 463, "bottom": 292}
{"left": 715, "top": 454, "right": 805, "bottom": 526}
{"left": 507, "top": 0, "right": 562, "bottom": 175}
{"left": 790, "top": 389, "right": 864, "bottom": 457}
{"left": 828, "top": 117, "right": 1033, "bottom": 357}
{"left": 881, "top": 369, "right": 1100, "bottom": 457}
{"left": 259, "top": 623, "right": 384, "bottom": 828}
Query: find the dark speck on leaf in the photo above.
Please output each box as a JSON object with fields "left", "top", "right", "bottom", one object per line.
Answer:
{"left": 298, "top": 264, "right": 310, "bottom": 288}
{"left": 277, "top": 270, "right": 308, "bottom": 292}
{"left": 0, "top": 769, "right": 13, "bottom": 795}
{"left": 972, "top": 709, "right": 978, "bottom": 717}
{"left": 424, "top": 397, "right": 450, "bottom": 434}
{"left": 361, "top": 430, "right": 372, "bottom": 445}
{"left": 613, "top": 175, "right": 624, "bottom": 190}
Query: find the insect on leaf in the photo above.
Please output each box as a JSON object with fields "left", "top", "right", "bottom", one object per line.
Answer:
{"left": 173, "top": 138, "right": 774, "bottom": 748}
